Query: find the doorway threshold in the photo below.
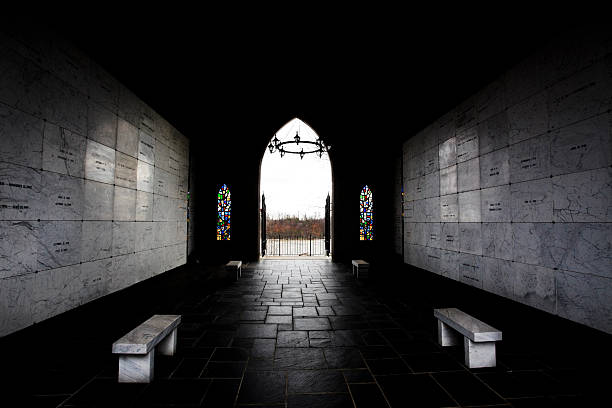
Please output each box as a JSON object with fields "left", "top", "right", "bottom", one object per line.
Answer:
{"left": 261, "top": 255, "right": 331, "bottom": 261}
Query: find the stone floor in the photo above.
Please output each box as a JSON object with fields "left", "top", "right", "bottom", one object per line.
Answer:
{"left": 2, "top": 259, "right": 608, "bottom": 407}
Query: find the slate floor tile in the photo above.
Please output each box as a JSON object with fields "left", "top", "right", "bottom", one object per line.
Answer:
{"left": 201, "top": 361, "right": 246, "bottom": 378}
{"left": 275, "top": 348, "right": 327, "bottom": 369}
{"left": 288, "top": 393, "right": 354, "bottom": 408}
{"left": 433, "top": 371, "right": 505, "bottom": 406}
{"left": 62, "top": 378, "right": 146, "bottom": 407}
{"left": 477, "top": 371, "right": 565, "bottom": 398}
{"left": 377, "top": 374, "right": 455, "bottom": 408}
{"left": 210, "top": 347, "right": 249, "bottom": 361}
{"left": 294, "top": 317, "right": 331, "bottom": 330}
{"left": 252, "top": 338, "right": 276, "bottom": 358}
{"left": 201, "top": 378, "right": 240, "bottom": 408}
{"left": 288, "top": 370, "right": 348, "bottom": 393}
{"left": 348, "top": 383, "right": 390, "bottom": 407}
{"left": 402, "top": 352, "right": 463, "bottom": 372}
{"left": 324, "top": 348, "right": 366, "bottom": 369}
{"left": 136, "top": 379, "right": 211, "bottom": 406}
{"left": 238, "top": 371, "right": 286, "bottom": 404}
{"left": 277, "top": 330, "right": 309, "bottom": 347}
{"left": 236, "top": 323, "right": 277, "bottom": 338}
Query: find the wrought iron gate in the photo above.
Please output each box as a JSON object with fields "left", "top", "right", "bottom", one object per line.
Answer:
{"left": 325, "top": 193, "right": 330, "bottom": 256}
{"left": 261, "top": 194, "right": 266, "bottom": 256}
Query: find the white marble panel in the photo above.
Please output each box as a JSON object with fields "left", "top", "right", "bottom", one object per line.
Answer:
{"left": 88, "top": 61, "right": 119, "bottom": 113}
{"left": 458, "top": 253, "right": 482, "bottom": 288}
{"left": 511, "top": 178, "right": 553, "bottom": 222}
{"left": 413, "top": 200, "right": 426, "bottom": 223}
{"left": 481, "top": 185, "right": 511, "bottom": 222}
{"left": 403, "top": 201, "right": 415, "bottom": 221}
{"left": 476, "top": 80, "right": 506, "bottom": 121}
{"left": 113, "top": 221, "right": 136, "bottom": 257}
{"left": 37, "top": 220, "right": 82, "bottom": 270}
{"left": 0, "top": 220, "right": 37, "bottom": 278}
{"left": 46, "top": 36, "right": 89, "bottom": 93}
{"left": 168, "top": 150, "right": 180, "bottom": 177}
{"left": 482, "top": 258, "right": 514, "bottom": 299}
{"left": 546, "top": 223, "right": 612, "bottom": 278}
{"left": 503, "top": 54, "right": 544, "bottom": 107}
{"left": 135, "top": 222, "right": 155, "bottom": 252}
{"left": 440, "top": 194, "right": 458, "bottom": 222}
{"left": 155, "top": 141, "right": 170, "bottom": 173}
{"left": 84, "top": 180, "right": 114, "bottom": 221}
{"left": 482, "top": 223, "right": 513, "bottom": 261}
{"left": 548, "top": 60, "right": 611, "bottom": 130}
{"left": 137, "top": 160, "right": 154, "bottom": 193}
{"left": 176, "top": 200, "right": 188, "bottom": 222}
{"left": 0, "top": 162, "right": 41, "bottom": 220}
{"left": 425, "top": 222, "right": 441, "bottom": 248}
{"left": 80, "top": 258, "right": 111, "bottom": 303}
{"left": 438, "top": 137, "right": 456, "bottom": 169}
{"left": 456, "top": 100, "right": 477, "bottom": 133}
{"left": 459, "top": 223, "right": 482, "bottom": 255}
{"left": 556, "top": 270, "right": 612, "bottom": 335}
{"left": 110, "top": 253, "right": 138, "bottom": 293}
{"left": 177, "top": 221, "right": 187, "bottom": 244}
{"left": 440, "top": 165, "right": 457, "bottom": 196}
{"left": 177, "top": 166, "right": 188, "bottom": 198}
{"left": 458, "top": 190, "right": 481, "bottom": 222}
{"left": 153, "top": 221, "right": 169, "bottom": 248}
{"left": 150, "top": 247, "right": 166, "bottom": 275}
{"left": 138, "top": 131, "right": 155, "bottom": 165}
{"left": 42, "top": 122, "right": 86, "bottom": 178}
{"left": 437, "top": 111, "right": 456, "bottom": 143}
{"left": 508, "top": 91, "right": 548, "bottom": 144}
{"left": 512, "top": 262, "right": 556, "bottom": 314}
{"left": 84, "top": 139, "right": 115, "bottom": 184}
{"left": 424, "top": 197, "right": 440, "bottom": 222}
{"left": 32, "top": 264, "right": 81, "bottom": 323}
{"left": 509, "top": 133, "right": 551, "bottom": 183}
{"left": 0, "top": 273, "right": 34, "bottom": 336}
{"left": 81, "top": 221, "right": 112, "bottom": 262}
{"left": 156, "top": 118, "right": 172, "bottom": 147}
{"left": 118, "top": 85, "right": 142, "bottom": 127}
{"left": 114, "top": 186, "right": 136, "bottom": 222}
{"left": 0, "top": 104, "right": 43, "bottom": 168}
{"left": 415, "top": 176, "right": 426, "bottom": 201}
{"left": 478, "top": 111, "right": 509, "bottom": 155}
{"left": 136, "top": 191, "right": 153, "bottom": 221}
{"left": 47, "top": 74, "right": 88, "bottom": 136}
{"left": 480, "top": 147, "right": 510, "bottom": 189}
{"left": 140, "top": 107, "right": 157, "bottom": 136}
{"left": 553, "top": 167, "right": 611, "bottom": 223}
{"left": 440, "top": 249, "right": 459, "bottom": 280}
{"left": 115, "top": 152, "right": 137, "bottom": 189}
{"left": 458, "top": 157, "right": 480, "bottom": 193}
{"left": 404, "top": 222, "right": 416, "bottom": 245}
{"left": 87, "top": 102, "right": 117, "bottom": 149}
{"left": 424, "top": 171, "right": 439, "bottom": 199}
{"left": 405, "top": 178, "right": 417, "bottom": 202}
{"left": 40, "top": 171, "right": 83, "bottom": 221}
{"left": 551, "top": 113, "right": 611, "bottom": 176}
{"left": 456, "top": 127, "right": 479, "bottom": 163}
{"left": 154, "top": 167, "right": 170, "bottom": 197}
{"left": 117, "top": 117, "right": 139, "bottom": 160}
{"left": 512, "top": 222, "right": 553, "bottom": 266}
{"left": 441, "top": 222, "right": 459, "bottom": 251}
{"left": 423, "top": 146, "right": 439, "bottom": 175}
{"left": 153, "top": 195, "right": 171, "bottom": 222}
{"left": 408, "top": 154, "right": 423, "bottom": 180}
{"left": 425, "top": 247, "right": 441, "bottom": 273}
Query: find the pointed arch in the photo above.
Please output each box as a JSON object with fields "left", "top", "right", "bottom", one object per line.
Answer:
{"left": 360, "top": 185, "right": 373, "bottom": 241}
{"left": 217, "top": 184, "right": 231, "bottom": 240}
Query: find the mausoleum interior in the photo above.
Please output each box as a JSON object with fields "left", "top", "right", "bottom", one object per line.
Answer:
{"left": 1, "top": 14, "right": 611, "bottom": 407}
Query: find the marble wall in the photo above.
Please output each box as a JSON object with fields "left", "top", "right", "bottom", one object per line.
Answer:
{"left": 397, "top": 26, "right": 612, "bottom": 334}
{"left": 0, "top": 30, "right": 189, "bottom": 337}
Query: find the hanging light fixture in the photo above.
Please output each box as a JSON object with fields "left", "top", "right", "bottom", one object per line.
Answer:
{"left": 267, "top": 121, "right": 329, "bottom": 159}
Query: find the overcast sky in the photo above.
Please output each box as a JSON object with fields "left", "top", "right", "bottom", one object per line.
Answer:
{"left": 261, "top": 118, "right": 332, "bottom": 219}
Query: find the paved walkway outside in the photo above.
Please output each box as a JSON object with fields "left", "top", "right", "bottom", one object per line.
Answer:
{"left": 3, "top": 259, "right": 601, "bottom": 407}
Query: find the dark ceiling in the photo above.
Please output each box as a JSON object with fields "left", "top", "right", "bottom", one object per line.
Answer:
{"left": 15, "top": 10, "right": 584, "bottom": 150}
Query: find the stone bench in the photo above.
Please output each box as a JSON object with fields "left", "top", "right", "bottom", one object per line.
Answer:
{"left": 434, "top": 308, "right": 502, "bottom": 368}
{"left": 351, "top": 259, "right": 369, "bottom": 279}
{"left": 112, "top": 314, "right": 181, "bottom": 383}
{"left": 226, "top": 260, "right": 242, "bottom": 280}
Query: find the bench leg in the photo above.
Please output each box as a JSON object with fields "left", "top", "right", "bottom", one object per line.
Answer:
{"left": 464, "top": 338, "right": 496, "bottom": 368}
{"left": 437, "top": 320, "right": 460, "bottom": 346}
{"left": 118, "top": 351, "right": 154, "bottom": 383}
{"left": 158, "top": 328, "right": 177, "bottom": 356}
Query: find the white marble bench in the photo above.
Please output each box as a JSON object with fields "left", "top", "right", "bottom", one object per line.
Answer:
{"left": 351, "top": 259, "right": 369, "bottom": 279}
{"left": 112, "top": 314, "right": 181, "bottom": 383}
{"left": 226, "top": 260, "right": 242, "bottom": 280}
{"left": 434, "top": 308, "right": 502, "bottom": 368}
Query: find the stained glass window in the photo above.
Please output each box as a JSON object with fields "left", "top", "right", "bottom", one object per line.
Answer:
{"left": 360, "top": 185, "right": 373, "bottom": 241}
{"left": 217, "top": 184, "right": 231, "bottom": 240}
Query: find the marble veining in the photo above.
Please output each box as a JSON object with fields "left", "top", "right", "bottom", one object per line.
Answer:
{"left": 0, "top": 220, "right": 37, "bottom": 278}
{"left": 510, "top": 178, "right": 553, "bottom": 222}
{"left": 42, "top": 122, "right": 86, "bottom": 178}
{"left": 136, "top": 190, "right": 153, "bottom": 221}
{"left": 459, "top": 223, "right": 482, "bottom": 255}
{"left": 482, "top": 223, "right": 513, "bottom": 261}
{"left": 87, "top": 101, "right": 117, "bottom": 149}
{"left": 456, "top": 127, "right": 479, "bottom": 163}
{"left": 552, "top": 167, "right": 611, "bottom": 222}
{"left": 112, "top": 315, "right": 181, "bottom": 354}
{"left": 114, "top": 152, "right": 137, "bottom": 189}
{"left": 434, "top": 308, "right": 502, "bottom": 342}
{"left": 512, "top": 262, "right": 556, "bottom": 313}
{"left": 482, "top": 257, "right": 514, "bottom": 299}
{"left": 458, "top": 190, "right": 481, "bottom": 222}
{"left": 84, "top": 139, "right": 115, "bottom": 184}
{"left": 509, "top": 133, "right": 551, "bottom": 183}
{"left": 458, "top": 157, "right": 480, "bottom": 193}
{"left": 83, "top": 180, "right": 114, "bottom": 220}
{"left": 112, "top": 221, "right": 135, "bottom": 256}
{"left": 0, "top": 161, "right": 41, "bottom": 220}
{"left": 479, "top": 147, "right": 510, "bottom": 189}
{"left": 508, "top": 91, "right": 548, "bottom": 145}
{"left": 39, "top": 171, "right": 83, "bottom": 221}
{"left": 37, "top": 220, "right": 82, "bottom": 271}
{"left": 478, "top": 111, "right": 509, "bottom": 155}
{"left": 481, "top": 185, "right": 511, "bottom": 223}
{"left": 0, "top": 103, "right": 43, "bottom": 169}
{"left": 81, "top": 221, "right": 112, "bottom": 262}
{"left": 116, "top": 117, "right": 139, "bottom": 159}
{"left": 113, "top": 186, "right": 136, "bottom": 222}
